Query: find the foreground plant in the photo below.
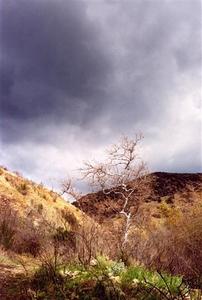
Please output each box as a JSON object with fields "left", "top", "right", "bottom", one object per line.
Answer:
{"left": 24, "top": 256, "right": 192, "bottom": 300}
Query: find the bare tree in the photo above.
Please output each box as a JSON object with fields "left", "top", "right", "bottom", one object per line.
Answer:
{"left": 81, "top": 134, "right": 150, "bottom": 246}
{"left": 61, "top": 177, "right": 81, "bottom": 201}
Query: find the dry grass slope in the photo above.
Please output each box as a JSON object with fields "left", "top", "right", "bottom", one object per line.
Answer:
{"left": 0, "top": 166, "right": 90, "bottom": 228}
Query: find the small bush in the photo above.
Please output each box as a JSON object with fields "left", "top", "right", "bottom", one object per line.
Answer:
{"left": 31, "top": 263, "right": 65, "bottom": 294}
{"left": 120, "top": 266, "right": 183, "bottom": 294}
{"left": 0, "top": 201, "right": 44, "bottom": 256}
{"left": 13, "top": 171, "right": 23, "bottom": 177}
{"left": 0, "top": 207, "right": 17, "bottom": 250}
{"left": 42, "top": 193, "right": 47, "bottom": 200}
{"left": 14, "top": 232, "right": 42, "bottom": 257}
{"left": 0, "top": 165, "right": 8, "bottom": 171}
{"left": 17, "top": 182, "right": 29, "bottom": 195}
{"left": 0, "top": 219, "right": 16, "bottom": 250}
{"left": 143, "top": 203, "right": 202, "bottom": 287}
{"left": 61, "top": 209, "right": 78, "bottom": 230}
{"left": 53, "top": 227, "right": 76, "bottom": 250}
{"left": 37, "top": 203, "right": 43, "bottom": 214}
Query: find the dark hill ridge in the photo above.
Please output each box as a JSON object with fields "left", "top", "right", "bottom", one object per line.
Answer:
{"left": 73, "top": 172, "right": 202, "bottom": 223}
{"left": 146, "top": 172, "right": 202, "bottom": 198}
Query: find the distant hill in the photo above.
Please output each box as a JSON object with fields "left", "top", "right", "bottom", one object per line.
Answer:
{"left": 0, "top": 166, "right": 90, "bottom": 228}
{"left": 1, "top": 167, "right": 201, "bottom": 228}
{"left": 73, "top": 172, "right": 202, "bottom": 223}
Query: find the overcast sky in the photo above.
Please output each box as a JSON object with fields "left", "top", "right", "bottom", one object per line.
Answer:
{"left": 0, "top": 0, "right": 201, "bottom": 190}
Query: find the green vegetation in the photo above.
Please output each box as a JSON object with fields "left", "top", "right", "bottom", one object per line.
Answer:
{"left": 18, "top": 256, "right": 188, "bottom": 300}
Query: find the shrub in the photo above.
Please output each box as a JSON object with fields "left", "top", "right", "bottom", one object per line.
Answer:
{"left": 0, "top": 206, "right": 17, "bottom": 250}
{"left": 76, "top": 222, "right": 102, "bottom": 266}
{"left": 0, "top": 201, "right": 44, "bottom": 256}
{"left": 37, "top": 203, "right": 43, "bottom": 214}
{"left": 143, "top": 203, "right": 202, "bottom": 288}
{"left": 13, "top": 171, "right": 23, "bottom": 177}
{"left": 120, "top": 266, "right": 183, "bottom": 293}
{"left": 61, "top": 208, "right": 79, "bottom": 230}
{"left": 53, "top": 227, "right": 76, "bottom": 247}
{"left": 17, "top": 182, "right": 29, "bottom": 195}
{"left": 14, "top": 230, "right": 42, "bottom": 257}
{"left": 31, "top": 262, "right": 65, "bottom": 296}
{"left": 0, "top": 219, "right": 16, "bottom": 250}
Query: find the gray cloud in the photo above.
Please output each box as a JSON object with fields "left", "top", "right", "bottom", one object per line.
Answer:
{"left": 98, "top": 0, "right": 201, "bottom": 127}
{"left": 0, "top": 0, "right": 110, "bottom": 133}
{"left": 0, "top": 0, "right": 201, "bottom": 187}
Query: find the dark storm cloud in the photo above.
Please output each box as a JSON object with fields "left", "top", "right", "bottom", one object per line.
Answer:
{"left": 0, "top": 0, "right": 201, "bottom": 185}
{"left": 1, "top": 0, "right": 201, "bottom": 139}
{"left": 0, "top": 0, "right": 110, "bottom": 132}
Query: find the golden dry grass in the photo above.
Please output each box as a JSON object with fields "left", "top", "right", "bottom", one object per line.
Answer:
{"left": 0, "top": 167, "right": 92, "bottom": 228}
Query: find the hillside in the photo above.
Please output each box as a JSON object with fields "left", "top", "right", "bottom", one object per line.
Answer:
{"left": 73, "top": 172, "right": 202, "bottom": 223}
{"left": 0, "top": 166, "right": 97, "bottom": 299}
{"left": 0, "top": 168, "right": 202, "bottom": 298}
{"left": 0, "top": 166, "right": 90, "bottom": 228}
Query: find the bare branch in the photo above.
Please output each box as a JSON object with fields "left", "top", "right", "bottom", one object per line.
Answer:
{"left": 81, "top": 134, "right": 150, "bottom": 246}
{"left": 60, "top": 177, "right": 81, "bottom": 201}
